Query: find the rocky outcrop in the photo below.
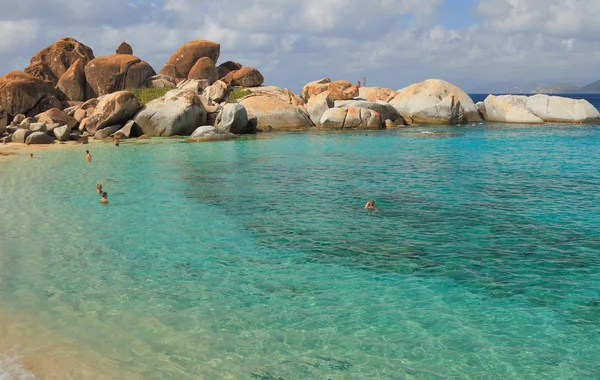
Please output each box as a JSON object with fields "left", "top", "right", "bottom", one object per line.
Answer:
{"left": 94, "top": 125, "right": 121, "bottom": 140}
{"left": 11, "top": 128, "right": 30, "bottom": 143}
{"left": 187, "top": 126, "right": 237, "bottom": 142}
{"left": 134, "top": 88, "right": 207, "bottom": 136}
{"left": 85, "top": 91, "right": 141, "bottom": 134}
{"left": 24, "top": 37, "right": 94, "bottom": 86}
{"left": 53, "top": 125, "right": 71, "bottom": 141}
{"left": 301, "top": 79, "right": 359, "bottom": 101}
{"left": 0, "top": 106, "right": 6, "bottom": 136}
{"left": 160, "top": 40, "right": 220, "bottom": 80}
{"left": 35, "top": 108, "right": 76, "bottom": 129}
{"left": 389, "top": 79, "right": 479, "bottom": 124}
{"left": 217, "top": 61, "right": 242, "bottom": 79}
{"left": 358, "top": 87, "right": 397, "bottom": 102}
{"left": 239, "top": 86, "right": 312, "bottom": 130}
{"left": 143, "top": 74, "right": 178, "bottom": 89}
{"left": 222, "top": 67, "right": 264, "bottom": 87}
{"left": 26, "top": 95, "right": 62, "bottom": 117}
{"left": 188, "top": 57, "right": 218, "bottom": 84}
{"left": 217, "top": 103, "right": 249, "bottom": 134}
{"left": 56, "top": 59, "right": 87, "bottom": 101}
{"left": 202, "top": 80, "right": 228, "bottom": 103}
{"left": 0, "top": 72, "right": 55, "bottom": 118}
{"left": 25, "top": 131, "right": 54, "bottom": 144}
{"left": 114, "top": 120, "right": 142, "bottom": 138}
{"left": 116, "top": 42, "right": 133, "bottom": 55}
{"left": 84, "top": 54, "right": 156, "bottom": 99}
{"left": 29, "top": 122, "right": 47, "bottom": 133}
{"left": 307, "top": 92, "right": 334, "bottom": 124}
{"left": 177, "top": 79, "right": 210, "bottom": 95}
{"left": 317, "top": 107, "right": 382, "bottom": 130}
{"left": 334, "top": 100, "right": 401, "bottom": 123}
{"left": 482, "top": 94, "right": 600, "bottom": 124}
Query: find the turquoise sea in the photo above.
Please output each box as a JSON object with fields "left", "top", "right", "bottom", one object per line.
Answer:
{"left": 1, "top": 125, "right": 600, "bottom": 379}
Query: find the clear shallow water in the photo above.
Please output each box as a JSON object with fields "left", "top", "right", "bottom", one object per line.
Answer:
{"left": 0, "top": 126, "right": 600, "bottom": 379}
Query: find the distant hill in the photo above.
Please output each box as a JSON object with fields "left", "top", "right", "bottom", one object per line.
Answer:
{"left": 471, "top": 78, "right": 588, "bottom": 94}
{"left": 532, "top": 83, "right": 580, "bottom": 94}
{"left": 578, "top": 79, "right": 600, "bottom": 93}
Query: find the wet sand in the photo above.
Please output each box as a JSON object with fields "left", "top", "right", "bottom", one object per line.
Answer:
{"left": 0, "top": 304, "right": 142, "bottom": 379}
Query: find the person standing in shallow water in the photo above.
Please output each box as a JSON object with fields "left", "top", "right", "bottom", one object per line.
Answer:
{"left": 86, "top": 150, "right": 91, "bottom": 162}
{"left": 114, "top": 137, "right": 119, "bottom": 147}
{"left": 365, "top": 200, "right": 376, "bottom": 209}
{"left": 97, "top": 184, "right": 103, "bottom": 194}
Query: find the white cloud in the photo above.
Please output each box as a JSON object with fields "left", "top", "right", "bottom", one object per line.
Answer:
{"left": 1, "top": 0, "right": 600, "bottom": 92}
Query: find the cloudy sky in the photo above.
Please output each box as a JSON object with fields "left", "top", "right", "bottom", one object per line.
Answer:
{"left": 1, "top": 0, "right": 599, "bottom": 92}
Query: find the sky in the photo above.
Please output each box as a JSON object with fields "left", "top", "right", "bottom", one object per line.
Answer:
{"left": 1, "top": 0, "right": 600, "bottom": 92}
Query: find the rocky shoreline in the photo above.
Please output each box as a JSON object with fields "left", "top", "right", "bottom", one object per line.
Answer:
{"left": 1, "top": 37, "right": 599, "bottom": 147}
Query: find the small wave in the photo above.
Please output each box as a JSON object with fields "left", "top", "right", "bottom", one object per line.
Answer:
{"left": 0, "top": 354, "right": 36, "bottom": 380}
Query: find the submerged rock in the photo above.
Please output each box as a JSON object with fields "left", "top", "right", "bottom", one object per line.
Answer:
{"left": 187, "top": 126, "right": 237, "bottom": 142}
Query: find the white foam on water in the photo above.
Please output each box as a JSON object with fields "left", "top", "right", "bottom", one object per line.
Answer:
{"left": 0, "top": 353, "right": 36, "bottom": 380}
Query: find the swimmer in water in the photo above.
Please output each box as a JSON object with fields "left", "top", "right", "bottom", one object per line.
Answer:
{"left": 29, "top": 153, "right": 34, "bottom": 159}
{"left": 114, "top": 137, "right": 120, "bottom": 146}
{"left": 365, "top": 200, "right": 376, "bottom": 209}
{"left": 100, "top": 192, "right": 108, "bottom": 203}
{"left": 85, "top": 150, "right": 91, "bottom": 162}
{"left": 96, "top": 184, "right": 103, "bottom": 194}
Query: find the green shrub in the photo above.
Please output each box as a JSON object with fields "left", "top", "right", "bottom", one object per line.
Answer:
{"left": 225, "top": 88, "right": 251, "bottom": 103}
{"left": 130, "top": 87, "right": 170, "bottom": 104}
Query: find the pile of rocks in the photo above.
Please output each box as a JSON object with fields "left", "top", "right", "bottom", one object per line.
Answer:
{"left": 2, "top": 36, "right": 599, "bottom": 147}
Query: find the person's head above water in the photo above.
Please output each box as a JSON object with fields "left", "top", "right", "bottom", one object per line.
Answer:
{"left": 365, "top": 200, "right": 376, "bottom": 209}
{"left": 29, "top": 153, "right": 33, "bottom": 158}
{"left": 102, "top": 192, "right": 107, "bottom": 197}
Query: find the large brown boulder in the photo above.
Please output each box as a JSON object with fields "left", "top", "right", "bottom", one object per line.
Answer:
{"left": 27, "top": 95, "right": 62, "bottom": 117}
{"left": 358, "top": 87, "right": 397, "bottom": 102}
{"left": 0, "top": 106, "right": 7, "bottom": 135}
{"left": 35, "top": 108, "right": 77, "bottom": 129}
{"left": 56, "top": 59, "right": 86, "bottom": 101}
{"left": 0, "top": 71, "right": 55, "bottom": 118}
{"left": 143, "top": 74, "right": 178, "bottom": 89}
{"left": 301, "top": 79, "right": 358, "bottom": 101}
{"left": 116, "top": 42, "right": 133, "bottom": 55}
{"left": 239, "top": 86, "right": 312, "bottom": 130}
{"left": 160, "top": 40, "right": 220, "bottom": 80}
{"left": 222, "top": 67, "right": 264, "bottom": 87}
{"left": 188, "top": 57, "right": 218, "bottom": 83}
{"left": 24, "top": 37, "right": 94, "bottom": 86}
{"left": 84, "top": 54, "right": 156, "bottom": 99}
{"left": 84, "top": 91, "right": 141, "bottom": 134}
{"left": 217, "top": 61, "right": 242, "bottom": 79}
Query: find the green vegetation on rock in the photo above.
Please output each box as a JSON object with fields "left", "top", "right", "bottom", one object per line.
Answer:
{"left": 130, "top": 88, "right": 170, "bottom": 104}
{"left": 225, "top": 88, "right": 251, "bottom": 103}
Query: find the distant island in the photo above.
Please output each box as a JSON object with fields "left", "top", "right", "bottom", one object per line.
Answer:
{"left": 472, "top": 78, "right": 600, "bottom": 94}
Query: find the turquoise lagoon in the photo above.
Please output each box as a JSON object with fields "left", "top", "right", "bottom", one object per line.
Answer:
{"left": 0, "top": 125, "right": 600, "bottom": 379}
